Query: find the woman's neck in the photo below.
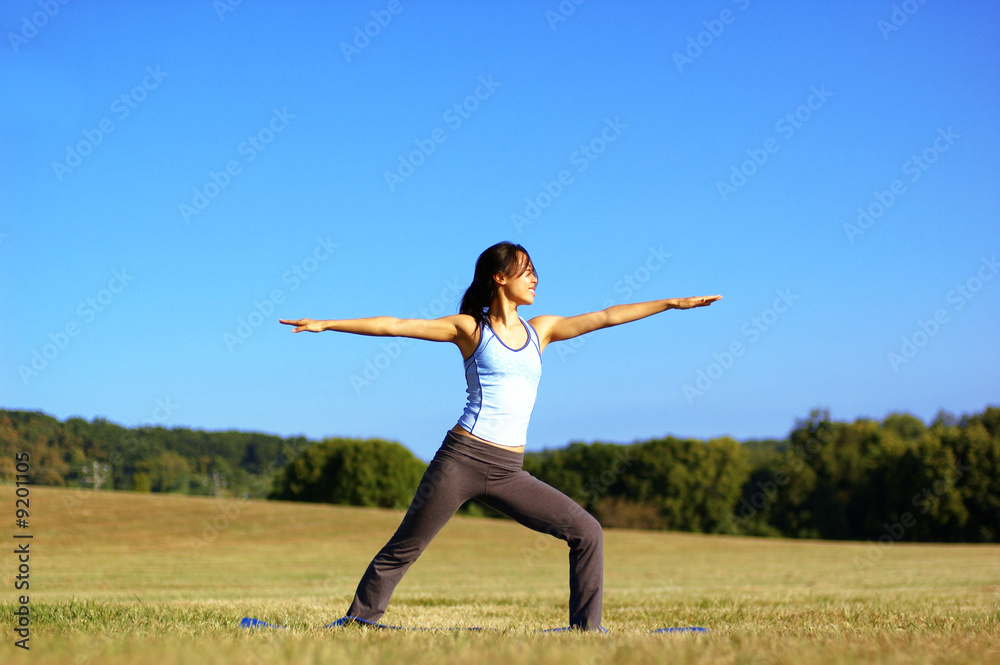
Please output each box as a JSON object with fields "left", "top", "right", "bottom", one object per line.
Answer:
{"left": 487, "top": 298, "right": 520, "bottom": 329}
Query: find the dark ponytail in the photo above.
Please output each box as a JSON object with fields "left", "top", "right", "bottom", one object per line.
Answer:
{"left": 459, "top": 242, "right": 534, "bottom": 328}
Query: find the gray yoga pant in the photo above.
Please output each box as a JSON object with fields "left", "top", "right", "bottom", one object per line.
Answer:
{"left": 345, "top": 428, "right": 604, "bottom": 630}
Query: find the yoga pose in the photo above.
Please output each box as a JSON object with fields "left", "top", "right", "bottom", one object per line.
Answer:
{"left": 279, "top": 242, "right": 720, "bottom": 631}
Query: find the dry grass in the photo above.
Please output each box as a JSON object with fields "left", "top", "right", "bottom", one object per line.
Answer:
{"left": 1, "top": 485, "right": 998, "bottom": 664}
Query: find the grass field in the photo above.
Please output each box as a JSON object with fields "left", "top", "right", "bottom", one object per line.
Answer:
{"left": 1, "top": 485, "right": 998, "bottom": 664}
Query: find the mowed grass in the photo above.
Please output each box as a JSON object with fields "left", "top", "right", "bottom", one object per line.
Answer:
{"left": 1, "top": 486, "right": 998, "bottom": 664}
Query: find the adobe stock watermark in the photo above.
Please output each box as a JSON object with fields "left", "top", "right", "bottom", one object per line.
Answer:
{"left": 672, "top": 0, "right": 752, "bottom": 73}
{"left": 189, "top": 496, "right": 252, "bottom": 555}
{"left": 7, "top": 0, "right": 71, "bottom": 53}
{"left": 877, "top": 0, "right": 929, "bottom": 41}
{"left": 545, "top": 0, "right": 588, "bottom": 30}
{"left": 519, "top": 513, "right": 585, "bottom": 565}
{"left": 553, "top": 246, "right": 669, "bottom": 364}
{"left": 179, "top": 107, "right": 295, "bottom": 224}
{"left": 51, "top": 65, "right": 169, "bottom": 182}
{"left": 726, "top": 422, "right": 835, "bottom": 534}
{"left": 340, "top": 0, "right": 405, "bottom": 63}
{"left": 384, "top": 75, "right": 501, "bottom": 192}
{"left": 350, "top": 277, "right": 463, "bottom": 393}
{"left": 887, "top": 254, "right": 997, "bottom": 372}
{"left": 581, "top": 449, "right": 634, "bottom": 507}
{"left": 382, "top": 456, "right": 457, "bottom": 525}
{"left": 716, "top": 84, "right": 833, "bottom": 201}
{"left": 854, "top": 458, "right": 969, "bottom": 572}
{"left": 511, "top": 117, "right": 628, "bottom": 232}
{"left": 403, "top": 456, "right": 461, "bottom": 518}
{"left": 521, "top": 449, "right": 632, "bottom": 565}
{"left": 224, "top": 236, "right": 339, "bottom": 351}
{"left": 843, "top": 127, "right": 959, "bottom": 243}
{"left": 17, "top": 268, "right": 135, "bottom": 385}
{"left": 213, "top": 0, "right": 243, "bottom": 21}
{"left": 682, "top": 288, "right": 799, "bottom": 403}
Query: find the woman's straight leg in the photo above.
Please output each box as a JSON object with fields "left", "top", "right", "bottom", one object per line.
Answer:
{"left": 345, "top": 437, "right": 482, "bottom": 622}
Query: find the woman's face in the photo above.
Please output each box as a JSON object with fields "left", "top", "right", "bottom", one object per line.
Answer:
{"left": 499, "top": 254, "right": 537, "bottom": 305}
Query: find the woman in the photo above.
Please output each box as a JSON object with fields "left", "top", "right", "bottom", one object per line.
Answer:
{"left": 279, "top": 242, "right": 720, "bottom": 631}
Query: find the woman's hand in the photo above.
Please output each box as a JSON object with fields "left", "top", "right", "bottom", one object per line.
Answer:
{"left": 670, "top": 295, "right": 722, "bottom": 309}
{"left": 279, "top": 318, "right": 328, "bottom": 333}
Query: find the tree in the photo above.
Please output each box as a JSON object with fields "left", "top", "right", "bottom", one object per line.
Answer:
{"left": 941, "top": 413, "right": 1000, "bottom": 542}
{"left": 270, "top": 437, "right": 426, "bottom": 509}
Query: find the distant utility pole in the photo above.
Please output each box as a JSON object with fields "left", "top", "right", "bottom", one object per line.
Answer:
{"left": 81, "top": 461, "right": 110, "bottom": 491}
{"left": 208, "top": 470, "right": 227, "bottom": 497}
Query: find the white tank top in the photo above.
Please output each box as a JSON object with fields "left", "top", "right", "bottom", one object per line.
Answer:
{"left": 456, "top": 316, "right": 542, "bottom": 447}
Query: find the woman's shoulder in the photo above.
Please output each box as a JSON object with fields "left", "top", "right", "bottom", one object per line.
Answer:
{"left": 526, "top": 314, "right": 558, "bottom": 334}
{"left": 443, "top": 313, "right": 482, "bottom": 348}
{"left": 448, "top": 313, "right": 480, "bottom": 333}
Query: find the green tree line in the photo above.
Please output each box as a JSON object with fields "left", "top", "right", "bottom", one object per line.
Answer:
{"left": 521, "top": 408, "right": 999, "bottom": 543}
{"left": 2, "top": 407, "right": 997, "bottom": 542}
{"left": 0, "top": 409, "right": 308, "bottom": 498}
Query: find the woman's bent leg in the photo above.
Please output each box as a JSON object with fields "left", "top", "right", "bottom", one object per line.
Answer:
{"left": 346, "top": 447, "right": 476, "bottom": 622}
{"left": 480, "top": 470, "right": 603, "bottom": 630}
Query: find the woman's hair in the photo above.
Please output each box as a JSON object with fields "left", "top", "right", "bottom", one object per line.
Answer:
{"left": 459, "top": 242, "right": 535, "bottom": 328}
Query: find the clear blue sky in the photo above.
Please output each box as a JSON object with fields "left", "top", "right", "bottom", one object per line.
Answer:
{"left": 2, "top": 0, "right": 998, "bottom": 461}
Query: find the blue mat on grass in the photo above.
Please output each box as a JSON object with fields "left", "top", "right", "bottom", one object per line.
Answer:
{"left": 239, "top": 616, "right": 708, "bottom": 634}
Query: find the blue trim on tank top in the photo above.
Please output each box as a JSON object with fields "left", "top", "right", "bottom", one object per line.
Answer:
{"left": 464, "top": 316, "right": 539, "bottom": 365}
{"left": 491, "top": 317, "right": 532, "bottom": 352}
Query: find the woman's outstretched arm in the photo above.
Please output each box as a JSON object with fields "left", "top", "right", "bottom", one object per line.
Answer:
{"left": 279, "top": 314, "right": 479, "bottom": 353}
{"left": 279, "top": 314, "right": 474, "bottom": 340}
{"left": 529, "top": 295, "right": 720, "bottom": 353}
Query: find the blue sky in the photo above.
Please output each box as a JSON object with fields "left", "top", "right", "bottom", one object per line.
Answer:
{"left": 2, "top": 0, "right": 998, "bottom": 461}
